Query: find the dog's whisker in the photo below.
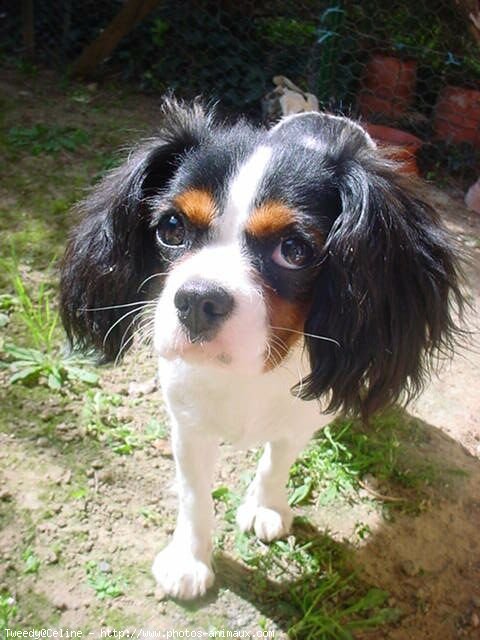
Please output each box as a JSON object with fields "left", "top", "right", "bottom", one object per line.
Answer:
{"left": 117, "top": 311, "right": 148, "bottom": 357}
{"left": 264, "top": 341, "right": 272, "bottom": 364}
{"left": 269, "top": 325, "right": 341, "bottom": 348}
{"left": 80, "top": 300, "right": 156, "bottom": 312}
{"left": 114, "top": 331, "right": 138, "bottom": 366}
{"left": 136, "top": 272, "right": 168, "bottom": 293}
{"left": 267, "top": 340, "right": 284, "bottom": 369}
{"left": 271, "top": 334, "right": 288, "bottom": 352}
{"left": 103, "top": 305, "right": 147, "bottom": 347}
{"left": 114, "top": 312, "right": 155, "bottom": 365}
{"left": 136, "top": 318, "right": 156, "bottom": 347}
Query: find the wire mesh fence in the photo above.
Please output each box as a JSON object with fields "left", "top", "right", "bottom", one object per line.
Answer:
{"left": 1, "top": 0, "right": 480, "bottom": 183}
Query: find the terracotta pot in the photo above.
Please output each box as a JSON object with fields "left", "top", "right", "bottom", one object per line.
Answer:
{"left": 363, "top": 123, "right": 423, "bottom": 175}
{"left": 358, "top": 55, "right": 417, "bottom": 119}
{"left": 433, "top": 85, "right": 480, "bottom": 148}
{"left": 465, "top": 178, "right": 480, "bottom": 214}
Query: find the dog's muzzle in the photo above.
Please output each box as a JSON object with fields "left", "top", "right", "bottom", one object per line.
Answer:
{"left": 174, "top": 279, "right": 234, "bottom": 342}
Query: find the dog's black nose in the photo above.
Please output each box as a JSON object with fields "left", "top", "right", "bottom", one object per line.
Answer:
{"left": 174, "top": 280, "right": 234, "bottom": 342}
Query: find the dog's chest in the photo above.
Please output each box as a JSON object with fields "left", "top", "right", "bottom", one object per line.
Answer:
{"left": 157, "top": 354, "right": 322, "bottom": 448}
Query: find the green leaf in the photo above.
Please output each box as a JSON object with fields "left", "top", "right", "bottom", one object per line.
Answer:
{"left": 65, "top": 365, "right": 99, "bottom": 385}
{"left": 10, "top": 365, "right": 42, "bottom": 384}
{"left": 212, "top": 486, "right": 231, "bottom": 501}
{"left": 289, "top": 477, "right": 313, "bottom": 506}
{"left": 47, "top": 372, "right": 63, "bottom": 390}
{"left": 4, "top": 344, "right": 43, "bottom": 362}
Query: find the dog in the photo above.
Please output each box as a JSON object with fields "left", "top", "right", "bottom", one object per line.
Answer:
{"left": 60, "top": 100, "right": 462, "bottom": 600}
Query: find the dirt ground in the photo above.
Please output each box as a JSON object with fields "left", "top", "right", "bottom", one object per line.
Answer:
{"left": 0, "top": 68, "right": 479, "bottom": 639}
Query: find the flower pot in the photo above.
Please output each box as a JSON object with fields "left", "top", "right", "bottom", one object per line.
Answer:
{"left": 465, "top": 178, "right": 480, "bottom": 214}
{"left": 358, "top": 55, "right": 417, "bottom": 120}
{"left": 363, "top": 123, "right": 423, "bottom": 175}
{"left": 433, "top": 86, "right": 480, "bottom": 148}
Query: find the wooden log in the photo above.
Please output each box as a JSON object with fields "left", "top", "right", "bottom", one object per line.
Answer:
{"left": 71, "top": 0, "right": 161, "bottom": 78}
{"left": 22, "top": 0, "right": 35, "bottom": 59}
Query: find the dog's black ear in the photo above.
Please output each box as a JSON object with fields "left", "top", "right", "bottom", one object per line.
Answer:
{"left": 60, "top": 100, "right": 212, "bottom": 360}
{"left": 299, "top": 141, "right": 463, "bottom": 418}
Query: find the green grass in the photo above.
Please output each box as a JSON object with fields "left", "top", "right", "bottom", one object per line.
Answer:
{"left": 212, "top": 489, "right": 400, "bottom": 638}
{"left": 5, "top": 124, "right": 89, "bottom": 156}
{"left": 210, "top": 406, "right": 466, "bottom": 638}
{"left": 85, "top": 561, "right": 125, "bottom": 600}
{"left": 0, "top": 593, "right": 17, "bottom": 632}
{"left": 0, "top": 259, "right": 99, "bottom": 390}
{"left": 21, "top": 547, "right": 40, "bottom": 575}
{"left": 227, "top": 524, "right": 401, "bottom": 639}
{"left": 82, "top": 390, "right": 169, "bottom": 454}
{"left": 289, "top": 408, "right": 459, "bottom": 512}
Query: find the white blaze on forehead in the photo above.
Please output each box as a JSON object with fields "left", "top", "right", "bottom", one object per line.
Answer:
{"left": 219, "top": 145, "right": 273, "bottom": 242}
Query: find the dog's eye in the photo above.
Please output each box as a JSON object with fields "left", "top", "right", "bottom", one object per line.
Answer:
{"left": 272, "top": 237, "right": 313, "bottom": 269}
{"left": 156, "top": 213, "right": 186, "bottom": 247}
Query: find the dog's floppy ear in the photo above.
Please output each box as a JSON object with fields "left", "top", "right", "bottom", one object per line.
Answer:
{"left": 60, "top": 100, "right": 212, "bottom": 360}
{"left": 299, "top": 126, "right": 463, "bottom": 417}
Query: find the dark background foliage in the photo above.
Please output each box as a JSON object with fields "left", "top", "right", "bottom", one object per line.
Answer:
{"left": 1, "top": 0, "right": 479, "bottom": 178}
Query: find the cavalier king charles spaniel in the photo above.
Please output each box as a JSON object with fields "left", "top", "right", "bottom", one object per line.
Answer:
{"left": 60, "top": 100, "right": 462, "bottom": 600}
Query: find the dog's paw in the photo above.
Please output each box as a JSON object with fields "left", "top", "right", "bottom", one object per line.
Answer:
{"left": 236, "top": 501, "right": 293, "bottom": 542}
{"left": 151, "top": 544, "right": 214, "bottom": 600}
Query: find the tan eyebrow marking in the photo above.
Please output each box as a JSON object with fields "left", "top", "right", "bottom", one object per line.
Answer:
{"left": 246, "top": 201, "right": 296, "bottom": 238}
{"left": 173, "top": 189, "right": 216, "bottom": 227}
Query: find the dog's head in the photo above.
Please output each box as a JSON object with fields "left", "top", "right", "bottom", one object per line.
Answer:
{"left": 60, "top": 100, "right": 462, "bottom": 416}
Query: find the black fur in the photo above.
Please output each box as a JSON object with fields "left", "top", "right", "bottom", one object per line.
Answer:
{"left": 60, "top": 100, "right": 214, "bottom": 360}
{"left": 294, "top": 119, "right": 464, "bottom": 417}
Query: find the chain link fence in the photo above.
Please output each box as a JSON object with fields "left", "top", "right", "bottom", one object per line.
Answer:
{"left": 1, "top": 0, "right": 479, "bottom": 183}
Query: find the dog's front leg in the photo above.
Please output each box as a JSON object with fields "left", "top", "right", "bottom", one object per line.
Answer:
{"left": 152, "top": 419, "right": 218, "bottom": 600}
{"left": 236, "top": 435, "right": 311, "bottom": 542}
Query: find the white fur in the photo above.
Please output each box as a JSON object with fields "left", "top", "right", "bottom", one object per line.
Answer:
{"left": 270, "top": 111, "right": 377, "bottom": 149}
{"left": 151, "top": 148, "right": 333, "bottom": 600}
{"left": 154, "top": 244, "right": 267, "bottom": 374}
{"left": 219, "top": 145, "right": 273, "bottom": 242}
{"left": 152, "top": 348, "right": 331, "bottom": 599}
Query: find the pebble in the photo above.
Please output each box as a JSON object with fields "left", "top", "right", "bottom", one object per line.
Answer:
{"left": 400, "top": 559, "right": 418, "bottom": 577}
{"left": 46, "top": 550, "right": 59, "bottom": 565}
{"left": 51, "top": 595, "right": 69, "bottom": 611}
{"left": 0, "top": 490, "right": 13, "bottom": 502}
{"left": 154, "top": 586, "right": 166, "bottom": 602}
{"left": 36, "top": 437, "right": 49, "bottom": 447}
{"left": 472, "top": 612, "right": 480, "bottom": 628}
{"left": 91, "top": 460, "right": 104, "bottom": 469}
{"left": 98, "top": 470, "right": 114, "bottom": 484}
{"left": 98, "top": 561, "right": 111, "bottom": 573}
